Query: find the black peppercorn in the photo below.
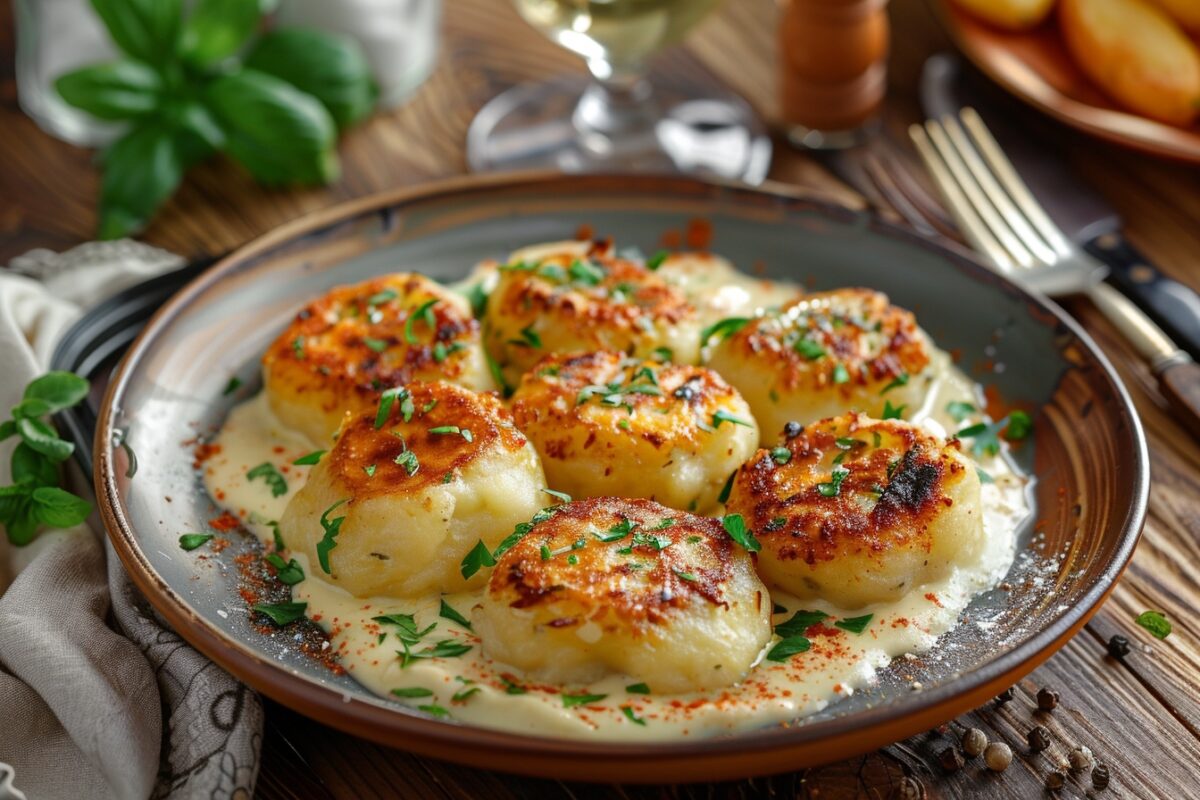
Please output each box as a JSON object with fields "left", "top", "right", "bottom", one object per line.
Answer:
{"left": 1046, "top": 771, "right": 1066, "bottom": 790}
{"left": 994, "top": 686, "right": 1015, "bottom": 706}
{"left": 1107, "top": 634, "right": 1130, "bottom": 659}
{"left": 1037, "top": 687, "right": 1060, "bottom": 711}
{"left": 1027, "top": 725, "right": 1051, "bottom": 753}
{"left": 937, "top": 746, "right": 965, "bottom": 773}
{"left": 1093, "top": 762, "right": 1110, "bottom": 790}
{"left": 783, "top": 421, "right": 803, "bottom": 439}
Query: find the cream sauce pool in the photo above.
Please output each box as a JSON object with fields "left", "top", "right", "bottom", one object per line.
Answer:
{"left": 201, "top": 277, "right": 1031, "bottom": 742}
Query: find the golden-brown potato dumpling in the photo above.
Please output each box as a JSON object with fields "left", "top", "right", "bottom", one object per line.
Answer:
{"left": 705, "top": 288, "right": 933, "bottom": 444}
{"left": 263, "top": 273, "right": 492, "bottom": 445}
{"left": 483, "top": 241, "right": 701, "bottom": 388}
{"left": 278, "top": 382, "right": 545, "bottom": 598}
{"left": 725, "top": 413, "right": 984, "bottom": 609}
{"left": 510, "top": 351, "right": 758, "bottom": 513}
{"left": 653, "top": 251, "right": 802, "bottom": 327}
{"left": 474, "top": 497, "right": 771, "bottom": 693}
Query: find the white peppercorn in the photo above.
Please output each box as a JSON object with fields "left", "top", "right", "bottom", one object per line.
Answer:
{"left": 1068, "top": 745, "right": 1095, "bottom": 772}
{"left": 962, "top": 727, "right": 988, "bottom": 757}
{"left": 985, "top": 742, "right": 1013, "bottom": 772}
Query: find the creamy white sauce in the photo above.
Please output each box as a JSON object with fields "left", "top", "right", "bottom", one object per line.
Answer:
{"left": 204, "top": 353, "right": 1029, "bottom": 742}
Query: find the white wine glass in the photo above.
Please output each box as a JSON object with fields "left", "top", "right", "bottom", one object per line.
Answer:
{"left": 467, "top": 0, "right": 772, "bottom": 183}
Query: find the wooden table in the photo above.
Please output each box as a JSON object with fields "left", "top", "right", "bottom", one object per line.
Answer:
{"left": 4, "top": 0, "right": 1199, "bottom": 796}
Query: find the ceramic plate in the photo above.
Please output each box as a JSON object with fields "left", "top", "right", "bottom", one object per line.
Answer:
{"left": 939, "top": 3, "right": 1200, "bottom": 164}
{"left": 95, "top": 173, "right": 1148, "bottom": 782}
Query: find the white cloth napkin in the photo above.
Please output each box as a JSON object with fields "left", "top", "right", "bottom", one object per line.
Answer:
{"left": 0, "top": 242, "right": 262, "bottom": 800}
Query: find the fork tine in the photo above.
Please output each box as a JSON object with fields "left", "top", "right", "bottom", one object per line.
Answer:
{"left": 908, "top": 123, "right": 1017, "bottom": 272}
{"left": 960, "top": 108, "right": 1074, "bottom": 257}
{"left": 923, "top": 118, "right": 1036, "bottom": 269}
{"left": 941, "top": 114, "right": 1059, "bottom": 266}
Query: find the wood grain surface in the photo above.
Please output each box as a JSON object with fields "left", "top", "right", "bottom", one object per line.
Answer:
{"left": 4, "top": 0, "right": 1200, "bottom": 797}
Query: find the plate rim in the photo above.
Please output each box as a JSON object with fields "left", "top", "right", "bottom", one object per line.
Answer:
{"left": 936, "top": 1, "right": 1200, "bottom": 164}
{"left": 95, "top": 171, "right": 1150, "bottom": 781}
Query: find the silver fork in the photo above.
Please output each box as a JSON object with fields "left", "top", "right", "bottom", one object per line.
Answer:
{"left": 909, "top": 108, "right": 1200, "bottom": 435}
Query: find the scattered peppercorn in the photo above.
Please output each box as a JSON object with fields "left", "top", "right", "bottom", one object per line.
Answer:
{"left": 1046, "top": 771, "right": 1066, "bottom": 790}
{"left": 895, "top": 775, "right": 924, "bottom": 800}
{"left": 784, "top": 421, "right": 803, "bottom": 439}
{"left": 962, "top": 727, "right": 988, "bottom": 757}
{"left": 1107, "top": 634, "right": 1130, "bottom": 659}
{"left": 1068, "top": 745, "right": 1094, "bottom": 772}
{"left": 1037, "top": 687, "right": 1060, "bottom": 712}
{"left": 1092, "top": 762, "right": 1110, "bottom": 790}
{"left": 937, "top": 746, "right": 965, "bottom": 773}
{"left": 994, "top": 686, "right": 1015, "bottom": 706}
{"left": 984, "top": 742, "right": 1013, "bottom": 772}
{"left": 1027, "top": 725, "right": 1052, "bottom": 753}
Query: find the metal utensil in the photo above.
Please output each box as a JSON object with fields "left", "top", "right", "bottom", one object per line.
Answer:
{"left": 910, "top": 108, "right": 1200, "bottom": 435}
{"left": 919, "top": 53, "right": 1200, "bottom": 361}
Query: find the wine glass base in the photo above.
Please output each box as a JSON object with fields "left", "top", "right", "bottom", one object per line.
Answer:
{"left": 467, "top": 75, "right": 772, "bottom": 185}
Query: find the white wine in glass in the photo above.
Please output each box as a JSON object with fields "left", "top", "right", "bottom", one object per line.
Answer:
{"left": 467, "top": 0, "right": 770, "bottom": 182}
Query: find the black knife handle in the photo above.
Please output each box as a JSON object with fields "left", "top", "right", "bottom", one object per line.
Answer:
{"left": 1084, "top": 235, "right": 1200, "bottom": 362}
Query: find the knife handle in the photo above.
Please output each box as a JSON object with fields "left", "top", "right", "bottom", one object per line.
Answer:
{"left": 1084, "top": 234, "right": 1200, "bottom": 362}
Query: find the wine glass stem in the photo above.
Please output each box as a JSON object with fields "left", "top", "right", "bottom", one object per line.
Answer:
{"left": 573, "top": 60, "right": 661, "bottom": 146}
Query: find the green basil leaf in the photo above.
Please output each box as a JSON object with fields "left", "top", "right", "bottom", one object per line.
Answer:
{"left": 0, "top": 421, "right": 15, "bottom": 441}
{"left": 165, "top": 100, "right": 226, "bottom": 157}
{"left": 24, "top": 371, "right": 90, "bottom": 413}
{"left": 16, "top": 417, "right": 74, "bottom": 462}
{"left": 204, "top": 69, "right": 338, "bottom": 186}
{"left": 30, "top": 487, "right": 92, "bottom": 529}
{"left": 54, "top": 61, "right": 161, "bottom": 120}
{"left": 11, "top": 398, "right": 51, "bottom": 419}
{"left": 89, "top": 0, "right": 182, "bottom": 65}
{"left": 0, "top": 486, "right": 32, "bottom": 528}
{"left": 97, "top": 123, "right": 185, "bottom": 240}
{"left": 4, "top": 509, "right": 40, "bottom": 547}
{"left": 11, "top": 443, "right": 58, "bottom": 488}
{"left": 181, "top": 0, "right": 263, "bottom": 66}
{"left": 245, "top": 29, "right": 378, "bottom": 129}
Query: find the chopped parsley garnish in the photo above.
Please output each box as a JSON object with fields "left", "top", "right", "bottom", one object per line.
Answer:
{"left": 429, "top": 425, "right": 461, "bottom": 435}
{"left": 268, "top": 520, "right": 285, "bottom": 551}
{"left": 631, "top": 532, "right": 672, "bottom": 551}
{"left": 880, "top": 373, "right": 909, "bottom": 394}
{"left": 622, "top": 706, "right": 647, "bottom": 726}
{"left": 394, "top": 448, "right": 419, "bottom": 476}
{"left": 645, "top": 250, "right": 669, "bottom": 271}
{"left": 501, "top": 676, "right": 527, "bottom": 695}
{"left": 834, "top": 613, "right": 873, "bottom": 634}
{"left": 291, "top": 336, "right": 305, "bottom": 359}
{"left": 418, "top": 704, "right": 449, "bottom": 718}
{"left": 441, "top": 471, "right": 454, "bottom": 484}
{"left": 775, "top": 610, "right": 827, "bottom": 638}
{"left": 373, "top": 613, "right": 435, "bottom": 643}
{"left": 375, "top": 387, "right": 413, "bottom": 429}
{"left": 363, "top": 336, "right": 388, "bottom": 353}
{"left": 404, "top": 299, "right": 438, "bottom": 344}
{"left": 718, "top": 469, "right": 737, "bottom": 504}
{"left": 510, "top": 325, "right": 541, "bottom": 349}
{"left": 1135, "top": 610, "right": 1171, "bottom": 640}
{"left": 625, "top": 682, "right": 651, "bottom": 694}
{"left": 770, "top": 447, "right": 792, "bottom": 465}
{"left": 316, "top": 499, "right": 348, "bottom": 574}
{"left": 391, "top": 687, "right": 434, "bottom": 698}
{"left": 652, "top": 346, "right": 673, "bottom": 362}
{"left": 178, "top": 533, "right": 213, "bottom": 551}
{"left": 463, "top": 282, "right": 489, "bottom": 318}
{"left": 977, "top": 467, "right": 994, "bottom": 484}
{"left": 222, "top": 376, "right": 242, "bottom": 395}
{"left": 247, "top": 463, "right": 287, "bottom": 497}
{"left": 831, "top": 363, "right": 850, "bottom": 385}
{"left": 253, "top": 601, "right": 307, "bottom": 626}
{"left": 422, "top": 399, "right": 438, "bottom": 413}
{"left": 882, "top": 400, "right": 906, "bottom": 420}
{"left": 652, "top": 518, "right": 675, "bottom": 530}
{"left": 367, "top": 288, "right": 398, "bottom": 306}
{"left": 595, "top": 517, "right": 635, "bottom": 542}
{"left": 486, "top": 352, "right": 511, "bottom": 398}
{"left": 433, "top": 341, "right": 466, "bottom": 363}
{"left": 712, "top": 409, "right": 752, "bottom": 429}
{"left": 561, "top": 692, "right": 607, "bottom": 708}
{"left": 398, "top": 639, "right": 472, "bottom": 667}
{"left": 817, "top": 466, "right": 849, "bottom": 497}
{"left": 364, "top": 464, "right": 377, "bottom": 477}
{"left": 460, "top": 539, "right": 497, "bottom": 579}
{"left": 265, "top": 553, "right": 305, "bottom": 585}
{"left": 1006, "top": 410, "right": 1033, "bottom": 440}
{"left": 674, "top": 570, "right": 698, "bottom": 582}
{"left": 765, "top": 517, "right": 787, "bottom": 532}
{"left": 722, "top": 513, "right": 760, "bottom": 553}
{"left": 872, "top": 431, "right": 882, "bottom": 448}
{"left": 946, "top": 400, "right": 976, "bottom": 423}
{"left": 541, "top": 488, "right": 572, "bottom": 504}
{"left": 568, "top": 258, "right": 605, "bottom": 285}
{"left": 539, "top": 544, "right": 552, "bottom": 560}
{"left": 292, "top": 450, "right": 325, "bottom": 466}
{"left": 772, "top": 602, "right": 788, "bottom": 615}
{"left": 766, "top": 636, "right": 812, "bottom": 662}
{"left": 439, "top": 599, "right": 472, "bottom": 630}
{"left": 794, "top": 337, "right": 826, "bottom": 360}
{"left": 451, "top": 686, "right": 481, "bottom": 703}
{"left": 700, "top": 316, "right": 750, "bottom": 345}
{"left": 957, "top": 411, "right": 1032, "bottom": 457}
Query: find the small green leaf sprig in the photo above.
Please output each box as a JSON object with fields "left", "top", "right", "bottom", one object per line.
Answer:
{"left": 0, "top": 373, "right": 93, "bottom": 545}
{"left": 55, "top": 0, "right": 378, "bottom": 239}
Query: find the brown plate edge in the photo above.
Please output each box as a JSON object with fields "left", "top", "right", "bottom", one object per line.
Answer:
{"left": 94, "top": 170, "right": 1150, "bottom": 783}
